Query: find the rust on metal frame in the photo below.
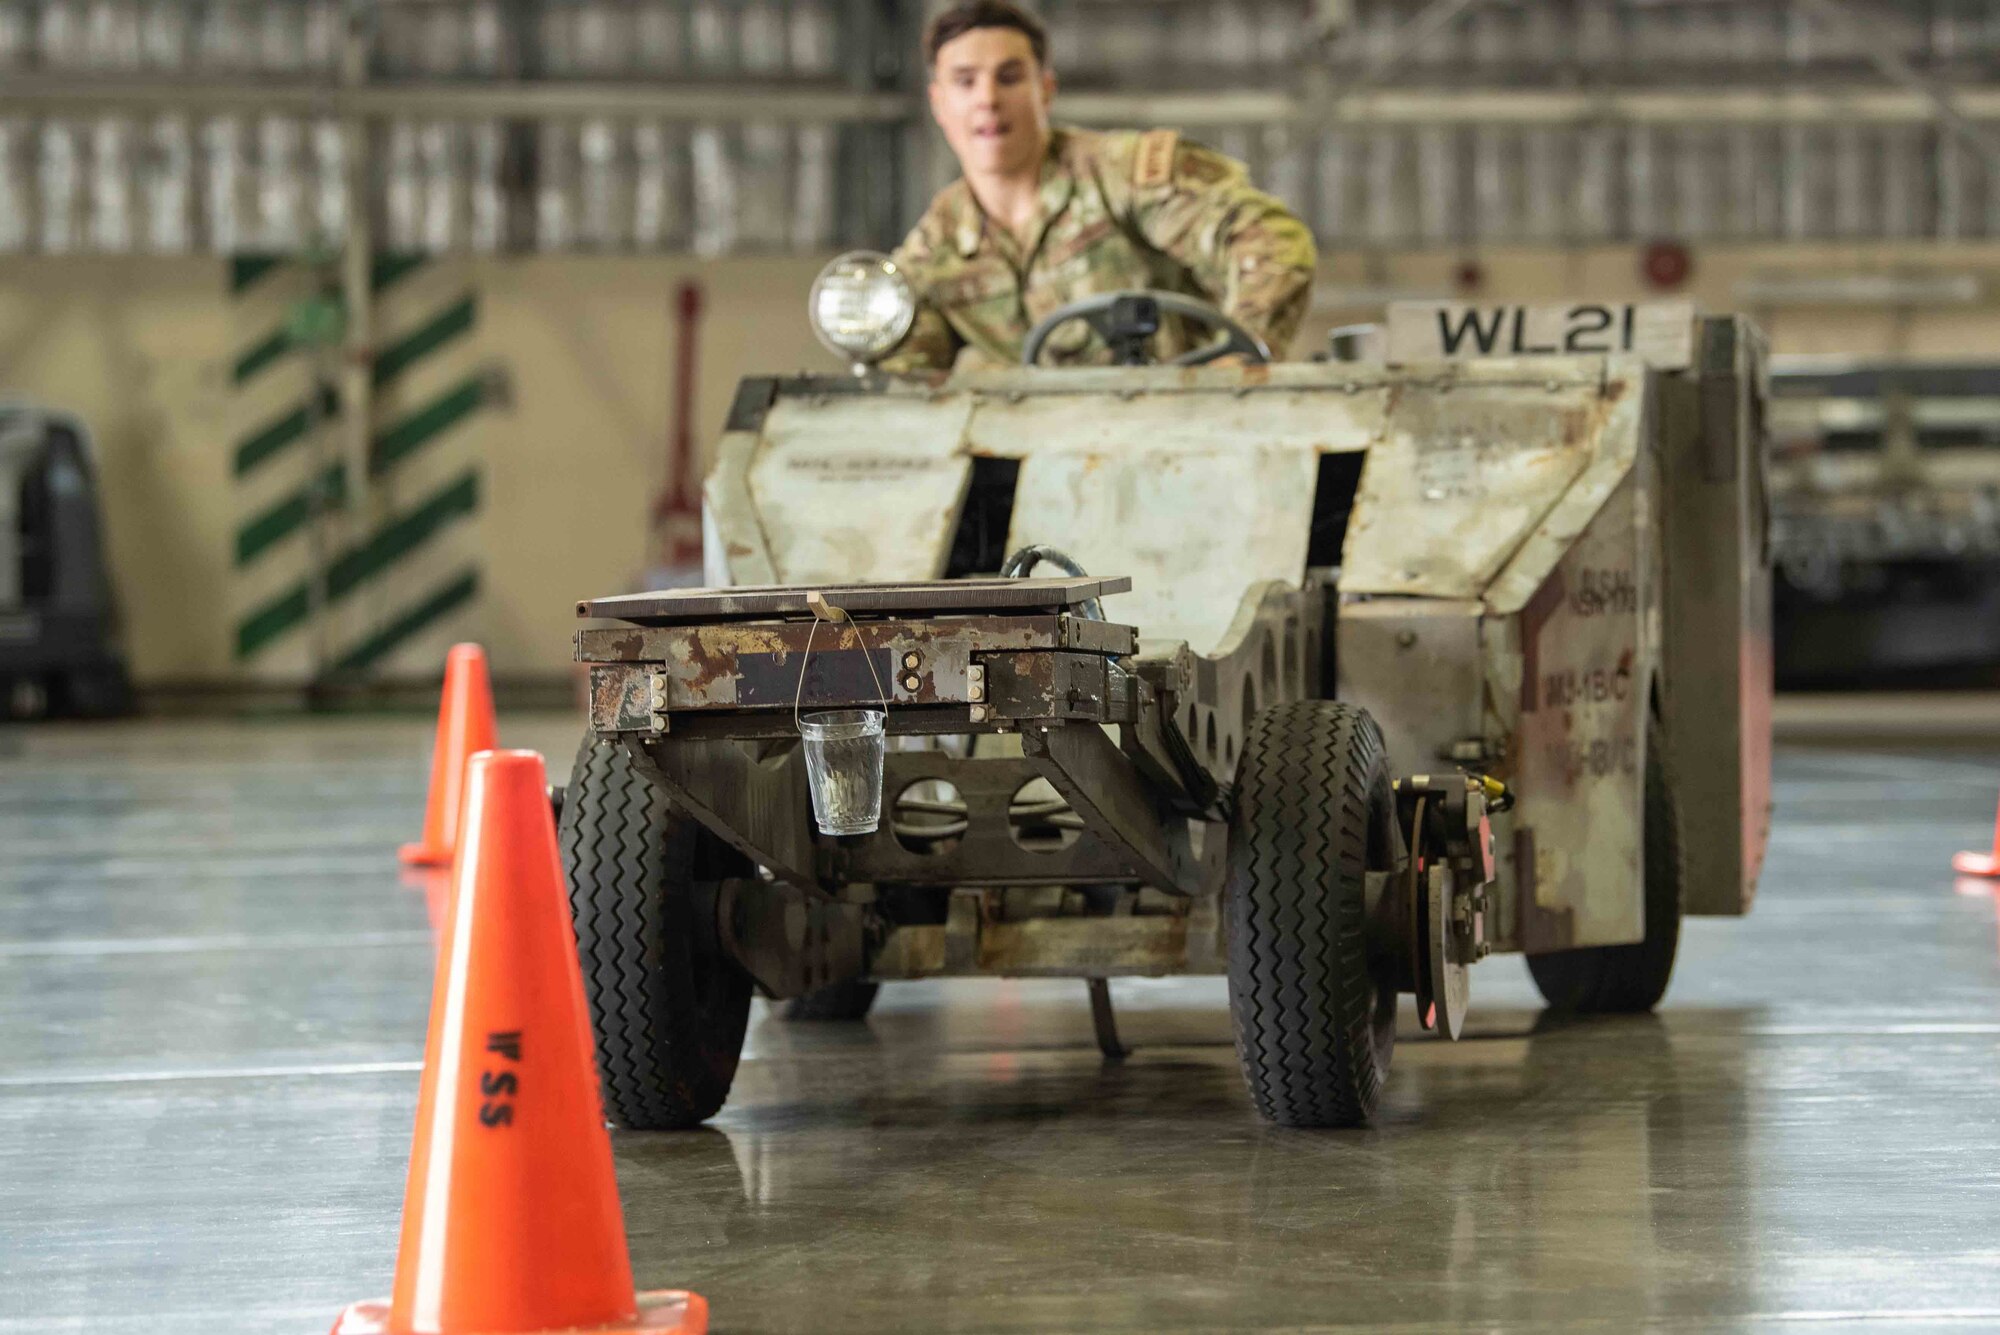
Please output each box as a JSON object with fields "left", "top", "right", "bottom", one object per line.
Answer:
{"left": 588, "top": 664, "right": 654, "bottom": 733}
{"left": 578, "top": 614, "right": 1142, "bottom": 726}
{"left": 577, "top": 615, "right": 1138, "bottom": 664}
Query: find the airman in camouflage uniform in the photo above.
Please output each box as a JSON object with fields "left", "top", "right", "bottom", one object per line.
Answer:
{"left": 881, "top": 126, "right": 1318, "bottom": 373}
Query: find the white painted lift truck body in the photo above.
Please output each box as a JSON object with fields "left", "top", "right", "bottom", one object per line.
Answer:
{"left": 560, "top": 285, "right": 1772, "bottom": 1131}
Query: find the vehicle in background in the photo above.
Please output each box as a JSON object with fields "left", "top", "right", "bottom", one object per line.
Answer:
{"left": 1768, "top": 360, "right": 2000, "bottom": 687}
{"left": 0, "top": 405, "right": 132, "bottom": 719}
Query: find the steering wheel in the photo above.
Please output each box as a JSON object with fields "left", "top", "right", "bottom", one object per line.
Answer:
{"left": 1020, "top": 290, "right": 1271, "bottom": 367}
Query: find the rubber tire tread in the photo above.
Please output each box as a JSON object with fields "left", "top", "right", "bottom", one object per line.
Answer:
{"left": 558, "top": 731, "right": 752, "bottom": 1129}
{"left": 1526, "top": 716, "right": 1684, "bottom": 1013}
{"left": 783, "top": 979, "right": 880, "bottom": 1022}
{"left": 1226, "top": 701, "right": 1398, "bottom": 1129}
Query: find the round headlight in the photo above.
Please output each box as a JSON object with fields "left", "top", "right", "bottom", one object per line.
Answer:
{"left": 809, "top": 251, "right": 917, "bottom": 365}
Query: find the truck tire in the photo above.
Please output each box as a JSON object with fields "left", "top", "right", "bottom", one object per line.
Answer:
{"left": 1526, "top": 718, "right": 1683, "bottom": 1013}
{"left": 1226, "top": 701, "right": 1400, "bottom": 1129}
{"left": 782, "top": 979, "right": 879, "bottom": 1022}
{"left": 558, "top": 731, "right": 752, "bottom": 1129}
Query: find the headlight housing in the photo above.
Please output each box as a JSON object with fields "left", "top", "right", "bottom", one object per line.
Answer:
{"left": 808, "top": 251, "right": 917, "bottom": 365}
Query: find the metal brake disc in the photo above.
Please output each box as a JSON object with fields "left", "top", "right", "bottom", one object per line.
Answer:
{"left": 1423, "top": 864, "right": 1470, "bottom": 1040}
{"left": 1403, "top": 790, "right": 1471, "bottom": 1040}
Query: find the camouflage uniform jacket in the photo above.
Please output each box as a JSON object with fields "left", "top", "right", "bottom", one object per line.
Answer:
{"left": 880, "top": 127, "right": 1317, "bottom": 373}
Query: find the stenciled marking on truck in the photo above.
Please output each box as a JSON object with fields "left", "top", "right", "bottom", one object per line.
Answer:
{"left": 1567, "top": 567, "right": 1638, "bottom": 618}
{"left": 1385, "top": 300, "right": 1695, "bottom": 369}
{"left": 1542, "top": 733, "right": 1640, "bottom": 781}
{"left": 1434, "top": 305, "right": 1645, "bottom": 358}
{"left": 780, "top": 457, "right": 951, "bottom": 479}
{"left": 1508, "top": 478, "right": 1648, "bottom": 946}
{"left": 1530, "top": 579, "right": 1641, "bottom": 790}
{"left": 1541, "top": 648, "right": 1635, "bottom": 710}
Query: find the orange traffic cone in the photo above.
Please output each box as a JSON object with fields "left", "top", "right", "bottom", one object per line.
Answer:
{"left": 399, "top": 643, "right": 498, "bottom": 868}
{"left": 337, "top": 749, "right": 707, "bottom": 1335}
{"left": 1954, "top": 793, "right": 2000, "bottom": 877}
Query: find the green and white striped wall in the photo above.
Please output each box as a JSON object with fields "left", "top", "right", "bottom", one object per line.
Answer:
{"left": 228, "top": 252, "right": 493, "bottom": 683}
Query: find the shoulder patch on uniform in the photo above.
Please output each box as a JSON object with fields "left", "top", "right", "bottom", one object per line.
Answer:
{"left": 1177, "top": 147, "right": 1235, "bottom": 186}
{"left": 1134, "top": 129, "right": 1179, "bottom": 190}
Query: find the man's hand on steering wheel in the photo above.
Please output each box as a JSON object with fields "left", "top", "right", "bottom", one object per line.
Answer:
{"left": 1020, "top": 290, "right": 1271, "bottom": 367}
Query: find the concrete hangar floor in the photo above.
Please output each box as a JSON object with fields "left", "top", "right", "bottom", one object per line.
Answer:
{"left": 3, "top": 701, "right": 2000, "bottom": 1334}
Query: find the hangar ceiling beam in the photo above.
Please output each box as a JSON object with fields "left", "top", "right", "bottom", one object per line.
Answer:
{"left": 1795, "top": 0, "right": 2000, "bottom": 173}
{"left": 0, "top": 77, "right": 913, "bottom": 122}
{"left": 1061, "top": 86, "right": 2000, "bottom": 128}
{"left": 12, "top": 78, "right": 2000, "bottom": 129}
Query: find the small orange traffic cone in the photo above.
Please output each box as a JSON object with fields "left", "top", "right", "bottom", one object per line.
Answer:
{"left": 337, "top": 749, "right": 707, "bottom": 1335}
{"left": 1953, "top": 794, "right": 2000, "bottom": 878}
{"left": 399, "top": 643, "right": 498, "bottom": 868}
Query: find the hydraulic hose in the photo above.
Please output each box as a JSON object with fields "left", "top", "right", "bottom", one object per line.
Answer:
{"left": 1000, "top": 544, "right": 1103, "bottom": 620}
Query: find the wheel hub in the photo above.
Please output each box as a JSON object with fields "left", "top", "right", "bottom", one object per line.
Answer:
{"left": 1396, "top": 775, "right": 1500, "bottom": 1041}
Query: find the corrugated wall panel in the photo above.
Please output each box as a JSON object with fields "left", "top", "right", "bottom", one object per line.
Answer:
{"left": 11, "top": 0, "right": 2000, "bottom": 252}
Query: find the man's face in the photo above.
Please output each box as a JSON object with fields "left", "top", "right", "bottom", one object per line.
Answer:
{"left": 928, "top": 26, "right": 1056, "bottom": 178}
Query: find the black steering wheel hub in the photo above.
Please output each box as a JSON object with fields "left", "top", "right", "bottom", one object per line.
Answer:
{"left": 1021, "top": 289, "right": 1271, "bottom": 367}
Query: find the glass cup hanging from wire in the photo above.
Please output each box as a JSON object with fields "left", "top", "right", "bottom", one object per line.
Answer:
{"left": 794, "top": 593, "right": 888, "bottom": 836}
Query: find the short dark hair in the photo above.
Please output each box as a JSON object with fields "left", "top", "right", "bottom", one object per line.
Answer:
{"left": 924, "top": 1, "right": 1049, "bottom": 68}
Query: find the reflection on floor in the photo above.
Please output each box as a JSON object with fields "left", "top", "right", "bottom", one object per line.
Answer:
{"left": 4, "top": 713, "right": 2000, "bottom": 1333}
